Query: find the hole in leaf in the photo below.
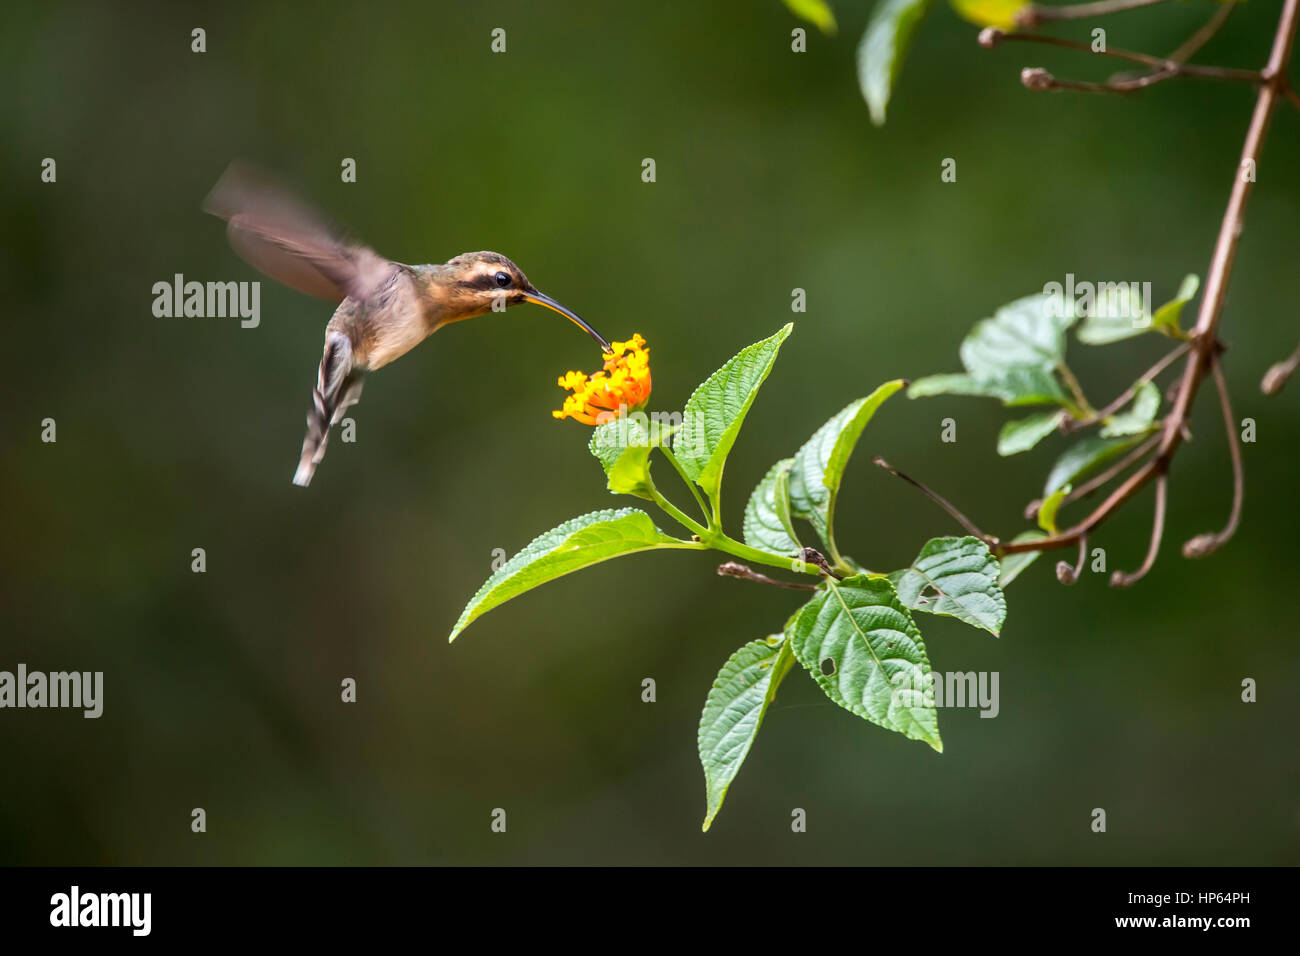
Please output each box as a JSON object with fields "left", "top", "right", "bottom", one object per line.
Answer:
{"left": 819, "top": 657, "right": 836, "bottom": 676}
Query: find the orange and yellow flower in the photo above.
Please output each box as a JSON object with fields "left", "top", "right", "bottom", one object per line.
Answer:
{"left": 553, "top": 334, "right": 652, "bottom": 425}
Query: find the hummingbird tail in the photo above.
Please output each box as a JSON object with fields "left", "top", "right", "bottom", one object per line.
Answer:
{"left": 293, "top": 332, "right": 363, "bottom": 487}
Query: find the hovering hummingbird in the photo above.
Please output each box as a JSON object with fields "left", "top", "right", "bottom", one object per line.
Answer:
{"left": 203, "top": 162, "right": 611, "bottom": 487}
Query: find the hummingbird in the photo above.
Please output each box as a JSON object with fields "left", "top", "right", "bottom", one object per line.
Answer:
{"left": 203, "top": 162, "right": 610, "bottom": 487}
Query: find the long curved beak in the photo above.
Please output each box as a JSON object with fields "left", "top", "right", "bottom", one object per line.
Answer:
{"left": 522, "top": 290, "right": 612, "bottom": 353}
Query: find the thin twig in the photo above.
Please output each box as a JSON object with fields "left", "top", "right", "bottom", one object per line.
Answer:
{"left": 1065, "top": 433, "right": 1161, "bottom": 507}
{"left": 1168, "top": 2, "right": 1236, "bottom": 65}
{"left": 873, "top": 457, "right": 995, "bottom": 544}
{"left": 717, "top": 562, "right": 819, "bottom": 590}
{"left": 1183, "top": 356, "right": 1244, "bottom": 558}
{"left": 1110, "top": 472, "right": 1167, "bottom": 587}
{"left": 1016, "top": 0, "right": 1168, "bottom": 28}
{"left": 1261, "top": 340, "right": 1300, "bottom": 394}
{"left": 985, "top": 28, "right": 1264, "bottom": 85}
{"left": 1021, "top": 67, "right": 1180, "bottom": 95}
{"left": 1024, "top": 431, "right": 1162, "bottom": 522}
{"left": 1056, "top": 534, "right": 1088, "bottom": 585}
{"left": 1057, "top": 361, "right": 1094, "bottom": 415}
{"left": 1062, "top": 342, "right": 1191, "bottom": 433}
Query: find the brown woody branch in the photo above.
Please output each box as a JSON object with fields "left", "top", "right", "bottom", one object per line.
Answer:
{"left": 979, "top": 0, "right": 1300, "bottom": 568}
{"left": 1015, "top": 0, "right": 1168, "bottom": 30}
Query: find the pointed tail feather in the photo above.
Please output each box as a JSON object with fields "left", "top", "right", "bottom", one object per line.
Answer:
{"left": 293, "top": 333, "right": 363, "bottom": 487}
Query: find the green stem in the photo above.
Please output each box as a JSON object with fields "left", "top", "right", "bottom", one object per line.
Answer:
{"left": 705, "top": 532, "right": 822, "bottom": 577}
{"left": 1057, "top": 361, "right": 1095, "bottom": 418}
{"left": 648, "top": 486, "right": 709, "bottom": 538}
{"left": 660, "top": 445, "right": 711, "bottom": 524}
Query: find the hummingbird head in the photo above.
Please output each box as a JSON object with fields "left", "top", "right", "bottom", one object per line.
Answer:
{"left": 440, "top": 251, "right": 611, "bottom": 351}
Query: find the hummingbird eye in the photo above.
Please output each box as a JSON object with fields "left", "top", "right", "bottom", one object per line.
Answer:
{"left": 493, "top": 271, "right": 512, "bottom": 288}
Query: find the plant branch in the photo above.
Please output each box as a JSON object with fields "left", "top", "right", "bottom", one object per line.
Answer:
{"left": 649, "top": 485, "right": 709, "bottom": 538}
{"left": 660, "top": 445, "right": 710, "bottom": 523}
{"left": 1110, "top": 473, "right": 1167, "bottom": 587}
{"left": 717, "top": 561, "right": 818, "bottom": 590}
{"left": 1056, "top": 361, "right": 1095, "bottom": 415}
{"left": 1168, "top": 2, "right": 1237, "bottom": 65}
{"left": 1055, "top": 533, "right": 1088, "bottom": 584}
{"left": 873, "top": 456, "right": 995, "bottom": 545}
{"left": 1063, "top": 342, "right": 1191, "bottom": 432}
{"left": 994, "top": 0, "right": 1300, "bottom": 563}
{"left": 1025, "top": 431, "right": 1161, "bottom": 522}
{"left": 1015, "top": 0, "right": 1168, "bottom": 28}
{"left": 983, "top": 27, "right": 1265, "bottom": 86}
{"left": 1183, "top": 355, "right": 1244, "bottom": 558}
{"left": 1261, "top": 339, "right": 1300, "bottom": 394}
{"left": 1021, "top": 66, "right": 1181, "bottom": 94}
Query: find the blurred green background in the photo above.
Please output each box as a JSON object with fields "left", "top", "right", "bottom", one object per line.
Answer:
{"left": 2, "top": 0, "right": 1298, "bottom": 865}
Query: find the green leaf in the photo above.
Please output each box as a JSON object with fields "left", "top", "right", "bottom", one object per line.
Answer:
{"left": 787, "top": 575, "right": 942, "bottom": 751}
{"left": 783, "top": 0, "right": 838, "bottom": 33}
{"left": 1044, "top": 434, "right": 1145, "bottom": 496}
{"left": 1075, "top": 284, "right": 1154, "bottom": 345}
{"left": 787, "top": 381, "right": 906, "bottom": 548}
{"left": 857, "top": 0, "right": 933, "bottom": 126}
{"left": 908, "top": 368, "right": 1068, "bottom": 407}
{"left": 1100, "top": 381, "right": 1160, "bottom": 438}
{"left": 589, "top": 415, "right": 678, "bottom": 499}
{"left": 949, "top": 0, "right": 1028, "bottom": 28}
{"left": 743, "top": 458, "right": 801, "bottom": 555}
{"left": 909, "top": 293, "right": 1076, "bottom": 408}
{"left": 675, "top": 324, "right": 793, "bottom": 507}
{"left": 1037, "top": 483, "right": 1070, "bottom": 534}
{"left": 998, "top": 531, "right": 1047, "bottom": 587}
{"left": 1151, "top": 274, "right": 1199, "bottom": 337}
{"left": 960, "top": 293, "right": 1075, "bottom": 375}
{"left": 998, "top": 409, "right": 1066, "bottom": 456}
{"left": 698, "top": 636, "right": 796, "bottom": 832}
{"left": 1076, "top": 275, "right": 1199, "bottom": 345}
{"left": 889, "top": 536, "right": 1006, "bottom": 635}
{"left": 450, "top": 509, "right": 688, "bottom": 640}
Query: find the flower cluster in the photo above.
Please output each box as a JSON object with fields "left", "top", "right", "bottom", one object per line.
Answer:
{"left": 553, "top": 334, "right": 652, "bottom": 425}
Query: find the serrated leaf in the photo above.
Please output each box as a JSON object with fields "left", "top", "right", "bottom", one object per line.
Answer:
{"left": 910, "top": 293, "right": 1076, "bottom": 408}
{"left": 857, "top": 0, "right": 934, "bottom": 126}
{"left": 998, "top": 409, "right": 1065, "bottom": 456}
{"left": 699, "top": 636, "right": 795, "bottom": 831}
{"left": 908, "top": 367, "right": 1069, "bottom": 407}
{"left": 889, "top": 536, "right": 1006, "bottom": 635}
{"left": 1037, "top": 483, "right": 1070, "bottom": 534}
{"left": 787, "top": 575, "right": 942, "bottom": 751}
{"left": 589, "top": 415, "right": 678, "bottom": 499}
{"left": 787, "top": 381, "right": 906, "bottom": 547}
{"left": 1100, "top": 381, "right": 1160, "bottom": 438}
{"left": 783, "top": 0, "right": 838, "bottom": 33}
{"left": 743, "top": 458, "right": 801, "bottom": 555}
{"left": 450, "top": 509, "right": 688, "bottom": 640}
{"left": 1044, "top": 434, "right": 1145, "bottom": 496}
{"left": 1151, "top": 274, "right": 1199, "bottom": 337}
{"left": 960, "top": 293, "right": 1075, "bottom": 375}
{"left": 949, "top": 0, "right": 1028, "bottom": 29}
{"left": 675, "top": 325, "right": 792, "bottom": 506}
{"left": 998, "top": 531, "right": 1047, "bottom": 587}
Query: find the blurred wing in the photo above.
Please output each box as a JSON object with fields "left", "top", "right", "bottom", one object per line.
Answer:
{"left": 203, "top": 161, "right": 397, "bottom": 303}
